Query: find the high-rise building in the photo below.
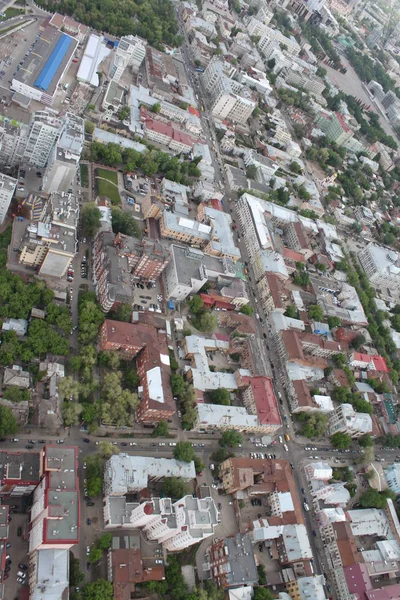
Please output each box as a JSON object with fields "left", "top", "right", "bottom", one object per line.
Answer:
{"left": 0, "top": 173, "right": 17, "bottom": 224}
{"left": 28, "top": 445, "right": 79, "bottom": 600}
{"left": 42, "top": 113, "right": 84, "bottom": 193}
{"left": 109, "top": 35, "right": 146, "bottom": 83}
{"left": 0, "top": 118, "right": 29, "bottom": 167}
{"left": 22, "top": 109, "right": 63, "bottom": 169}
{"left": 328, "top": 404, "right": 372, "bottom": 438}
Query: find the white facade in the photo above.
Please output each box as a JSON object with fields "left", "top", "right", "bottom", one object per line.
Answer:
{"left": 23, "top": 109, "right": 63, "bottom": 168}
{"left": 0, "top": 118, "right": 29, "bottom": 167}
{"left": 110, "top": 35, "right": 146, "bottom": 83}
{"left": 359, "top": 243, "right": 400, "bottom": 291}
{"left": 328, "top": 404, "right": 372, "bottom": 438}
{"left": 0, "top": 173, "right": 17, "bottom": 225}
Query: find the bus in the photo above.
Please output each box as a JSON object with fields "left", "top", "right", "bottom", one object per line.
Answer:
{"left": 195, "top": 67, "right": 205, "bottom": 72}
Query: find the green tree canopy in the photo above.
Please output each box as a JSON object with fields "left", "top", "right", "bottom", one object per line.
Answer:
{"left": 81, "top": 203, "right": 101, "bottom": 238}
{"left": 171, "top": 374, "right": 185, "bottom": 396}
{"left": 0, "top": 405, "right": 17, "bottom": 437}
{"left": 327, "top": 316, "right": 341, "bottom": 329}
{"left": 359, "top": 434, "right": 373, "bottom": 448}
{"left": 209, "top": 388, "right": 230, "bottom": 405}
{"left": 308, "top": 304, "right": 324, "bottom": 321}
{"left": 162, "top": 476, "right": 189, "bottom": 499}
{"left": 330, "top": 432, "right": 352, "bottom": 449}
{"left": 97, "top": 441, "right": 120, "bottom": 459}
{"left": 173, "top": 441, "right": 195, "bottom": 462}
{"left": 81, "top": 579, "right": 113, "bottom": 600}
{"left": 220, "top": 429, "right": 243, "bottom": 448}
{"left": 111, "top": 208, "right": 141, "bottom": 238}
{"left": 240, "top": 304, "right": 254, "bottom": 315}
{"left": 188, "top": 295, "right": 204, "bottom": 314}
{"left": 359, "top": 488, "right": 395, "bottom": 509}
{"left": 152, "top": 420, "right": 169, "bottom": 438}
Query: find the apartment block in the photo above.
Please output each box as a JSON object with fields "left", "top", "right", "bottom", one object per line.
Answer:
{"left": 23, "top": 109, "right": 63, "bottom": 168}
{"left": 109, "top": 35, "right": 146, "bottom": 83}
{"left": 0, "top": 173, "right": 17, "bottom": 225}
{"left": 28, "top": 445, "right": 79, "bottom": 600}
{"left": 241, "top": 376, "right": 282, "bottom": 434}
{"left": 358, "top": 243, "right": 400, "bottom": 292}
{"left": 204, "top": 534, "right": 258, "bottom": 589}
{"left": 99, "top": 320, "right": 175, "bottom": 422}
{"left": 0, "top": 118, "right": 29, "bottom": 167}
{"left": 328, "top": 404, "right": 372, "bottom": 438}
{"left": 315, "top": 110, "right": 355, "bottom": 147}
{"left": 93, "top": 232, "right": 169, "bottom": 312}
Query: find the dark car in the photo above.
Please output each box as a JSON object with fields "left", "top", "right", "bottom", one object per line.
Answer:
{"left": 18, "top": 564, "right": 27, "bottom": 570}
{"left": 313, "top": 530, "right": 317, "bottom": 537}
{"left": 6, "top": 543, "right": 11, "bottom": 549}
{"left": 28, "top": 440, "right": 35, "bottom": 444}
{"left": 86, "top": 562, "right": 91, "bottom": 570}
{"left": 4, "top": 567, "right": 10, "bottom": 574}
{"left": 120, "top": 442, "right": 127, "bottom": 446}
{"left": 3, "top": 574, "right": 8, "bottom": 580}
{"left": 25, "top": 444, "right": 33, "bottom": 449}
{"left": 17, "top": 527, "right": 22, "bottom": 536}
{"left": 84, "top": 496, "right": 91, "bottom": 502}
{"left": 301, "top": 488, "right": 305, "bottom": 494}
{"left": 86, "top": 502, "right": 95, "bottom": 507}
{"left": 87, "top": 518, "right": 92, "bottom": 525}
{"left": 82, "top": 438, "right": 90, "bottom": 443}
{"left": 37, "top": 440, "right": 46, "bottom": 443}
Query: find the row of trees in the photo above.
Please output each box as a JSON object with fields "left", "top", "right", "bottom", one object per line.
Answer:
{"left": 90, "top": 142, "right": 202, "bottom": 185}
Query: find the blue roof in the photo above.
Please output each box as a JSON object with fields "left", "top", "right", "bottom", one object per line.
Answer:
{"left": 34, "top": 34, "right": 72, "bottom": 91}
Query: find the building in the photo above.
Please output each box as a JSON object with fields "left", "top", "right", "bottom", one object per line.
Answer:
{"left": 242, "top": 376, "right": 282, "bottom": 434}
{"left": 93, "top": 232, "right": 170, "bottom": 312}
{"left": 16, "top": 191, "right": 79, "bottom": 279}
{"left": 99, "top": 320, "right": 175, "bottom": 422}
{"left": 11, "top": 25, "right": 77, "bottom": 106}
{"left": 285, "top": 222, "right": 312, "bottom": 258}
{"left": 109, "top": 532, "right": 165, "bottom": 600}
{"left": 0, "top": 449, "right": 42, "bottom": 497}
{"left": 77, "top": 34, "right": 110, "bottom": 87}
{"left": 286, "top": 575, "right": 328, "bottom": 600}
{"left": 384, "top": 463, "right": 400, "bottom": 495}
{"left": 22, "top": 109, "right": 63, "bottom": 169}
{"left": 0, "top": 173, "right": 17, "bottom": 224}
{"left": 253, "top": 23, "right": 300, "bottom": 56}
{"left": 328, "top": 403, "right": 373, "bottom": 438}
{"left": 42, "top": 113, "right": 84, "bottom": 194}
{"left": 193, "top": 404, "right": 266, "bottom": 434}
{"left": 29, "top": 445, "right": 79, "bottom": 600}
{"left": 315, "top": 110, "right": 355, "bottom": 147}
{"left": 2, "top": 318, "right": 28, "bottom": 336}
{"left": 163, "top": 245, "right": 244, "bottom": 303}
{"left": 0, "top": 117, "right": 29, "bottom": 167}
{"left": 160, "top": 210, "right": 212, "bottom": 246}
{"left": 358, "top": 243, "right": 400, "bottom": 292}
{"left": 109, "top": 35, "right": 146, "bottom": 83}
{"left": 205, "top": 534, "right": 258, "bottom": 589}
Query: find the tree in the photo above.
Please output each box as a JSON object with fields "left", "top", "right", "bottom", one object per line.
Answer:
{"left": 220, "top": 429, "right": 243, "bottom": 448}
{"left": 86, "top": 454, "right": 104, "bottom": 497}
{"left": 173, "top": 441, "right": 195, "bottom": 462}
{"left": 316, "top": 65, "right": 327, "bottom": 77}
{"left": 188, "top": 295, "right": 204, "bottom": 314}
{"left": 101, "top": 371, "right": 139, "bottom": 427}
{"left": 351, "top": 334, "right": 366, "bottom": 349}
{"left": 111, "top": 208, "right": 141, "bottom": 238}
{"left": 81, "top": 580, "right": 113, "bottom": 600}
{"left": 111, "top": 303, "right": 132, "bottom": 322}
{"left": 257, "top": 564, "right": 266, "bottom": 585}
{"left": 81, "top": 203, "right": 101, "bottom": 237}
{"left": 69, "top": 553, "right": 85, "bottom": 587}
{"left": 196, "top": 311, "right": 217, "bottom": 333}
{"left": 308, "top": 304, "right": 323, "bottom": 321}
{"left": 359, "top": 434, "right": 373, "bottom": 448}
{"left": 246, "top": 165, "right": 258, "bottom": 180}
{"left": 332, "top": 353, "right": 347, "bottom": 368}
{"left": 194, "top": 455, "right": 205, "bottom": 474}
{"left": 152, "top": 420, "right": 169, "bottom": 437}
{"left": 359, "top": 488, "right": 395, "bottom": 509}
{"left": 267, "top": 58, "right": 276, "bottom": 70}
{"left": 151, "top": 103, "right": 161, "bottom": 113}
{"left": 0, "top": 405, "right": 17, "bottom": 437}
{"left": 171, "top": 374, "right": 185, "bottom": 396}
{"left": 117, "top": 105, "right": 130, "bottom": 121}
{"left": 97, "top": 350, "right": 120, "bottom": 370}
{"left": 253, "top": 589, "right": 273, "bottom": 600}
{"left": 331, "top": 432, "right": 352, "bottom": 449}
{"left": 88, "top": 545, "right": 103, "bottom": 564}
{"left": 284, "top": 305, "right": 297, "bottom": 319}
{"left": 162, "top": 476, "right": 189, "bottom": 498}
{"left": 240, "top": 304, "right": 254, "bottom": 315}
{"left": 289, "top": 161, "right": 302, "bottom": 174}
{"left": 85, "top": 120, "right": 95, "bottom": 134}
{"left": 62, "top": 401, "right": 83, "bottom": 426}
{"left": 209, "top": 388, "right": 230, "bottom": 405}
{"left": 327, "top": 316, "right": 341, "bottom": 329}
{"left": 58, "top": 376, "right": 81, "bottom": 401}
{"left": 98, "top": 532, "right": 112, "bottom": 550}
{"left": 97, "top": 441, "right": 120, "bottom": 459}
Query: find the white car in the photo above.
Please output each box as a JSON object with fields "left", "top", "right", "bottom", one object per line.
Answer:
{"left": 129, "top": 442, "right": 137, "bottom": 446}
{"left": 17, "top": 571, "right": 26, "bottom": 579}
{"left": 86, "top": 546, "right": 90, "bottom": 555}
{"left": 283, "top": 444, "right": 289, "bottom": 452}
{"left": 169, "top": 442, "right": 176, "bottom": 446}
{"left": 279, "top": 436, "right": 283, "bottom": 444}
{"left": 83, "top": 463, "right": 87, "bottom": 469}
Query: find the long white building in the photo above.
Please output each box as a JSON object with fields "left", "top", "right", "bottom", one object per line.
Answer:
{"left": 0, "top": 173, "right": 17, "bottom": 225}
{"left": 358, "top": 243, "right": 400, "bottom": 292}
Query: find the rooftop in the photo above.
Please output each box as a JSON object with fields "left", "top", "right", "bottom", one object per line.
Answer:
{"left": 197, "top": 403, "right": 259, "bottom": 428}
{"left": 248, "top": 377, "right": 281, "bottom": 426}
{"left": 222, "top": 534, "right": 258, "bottom": 587}
{"left": 105, "top": 454, "right": 196, "bottom": 494}
{"left": 0, "top": 449, "right": 41, "bottom": 483}
{"left": 170, "top": 245, "right": 242, "bottom": 287}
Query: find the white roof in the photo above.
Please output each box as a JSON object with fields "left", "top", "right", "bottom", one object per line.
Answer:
{"left": 260, "top": 250, "right": 289, "bottom": 278}
{"left": 307, "top": 462, "right": 332, "bottom": 480}
{"left": 336, "top": 404, "right": 372, "bottom": 434}
{"left": 317, "top": 507, "right": 346, "bottom": 526}
{"left": 286, "top": 362, "right": 324, "bottom": 381}
{"left": 270, "top": 311, "right": 305, "bottom": 333}
{"left": 105, "top": 454, "right": 196, "bottom": 494}
{"left": 277, "top": 491, "right": 294, "bottom": 512}
{"left": 77, "top": 34, "right": 110, "bottom": 86}
{"left": 282, "top": 524, "right": 313, "bottom": 561}
{"left": 30, "top": 548, "right": 69, "bottom": 600}
{"left": 204, "top": 206, "right": 241, "bottom": 259}
{"left": 229, "top": 587, "right": 254, "bottom": 600}
{"left": 298, "top": 575, "right": 328, "bottom": 600}
{"left": 313, "top": 395, "right": 334, "bottom": 413}
{"left": 197, "top": 403, "right": 259, "bottom": 428}
{"left": 146, "top": 367, "right": 164, "bottom": 403}
{"left": 347, "top": 508, "right": 391, "bottom": 538}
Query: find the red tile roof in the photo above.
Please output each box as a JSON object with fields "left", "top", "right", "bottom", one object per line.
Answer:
{"left": 188, "top": 106, "right": 200, "bottom": 117}
{"left": 282, "top": 247, "right": 306, "bottom": 262}
{"left": 249, "top": 377, "right": 281, "bottom": 426}
{"left": 371, "top": 355, "right": 390, "bottom": 373}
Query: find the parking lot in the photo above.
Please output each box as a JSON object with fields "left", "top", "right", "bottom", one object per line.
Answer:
{"left": 132, "top": 281, "right": 164, "bottom": 313}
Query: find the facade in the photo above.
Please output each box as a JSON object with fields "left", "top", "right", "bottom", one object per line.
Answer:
{"left": 28, "top": 445, "right": 79, "bottom": 600}
{"left": 0, "top": 118, "right": 29, "bottom": 167}
{"left": 315, "top": 110, "right": 355, "bottom": 147}
{"left": 0, "top": 173, "right": 17, "bottom": 224}
{"left": 205, "top": 534, "right": 258, "bottom": 589}
{"left": 110, "top": 35, "right": 146, "bottom": 83}
{"left": 93, "top": 232, "right": 170, "bottom": 312}
{"left": 358, "top": 243, "right": 400, "bottom": 291}
{"left": 99, "top": 320, "right": 175, "bottom": 422}
{"left": 22, "top": 109, "right": 63, "bottom": 169}
{"left": 328, "top": 404, "right": 373, "bottom": 438}
{"left": 384, "top": 463, "right": 400, "bottom": 495}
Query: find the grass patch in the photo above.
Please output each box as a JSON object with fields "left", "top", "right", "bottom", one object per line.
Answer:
{"left": 0, "top": 7, "right": 24, "bottom": 20}
{"left": 80, "top": 163, "right": 89, "bottom": 188}
{"left": 97, "top": 179, "right": 120, "bottom": 204}
{"left": 95, "top": 168, "right": 118, "bottom": 184}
